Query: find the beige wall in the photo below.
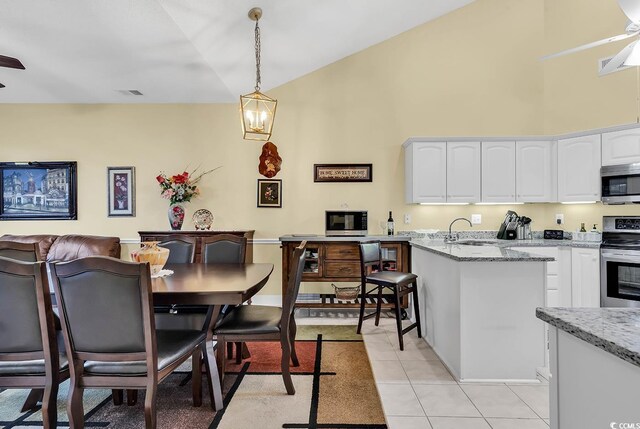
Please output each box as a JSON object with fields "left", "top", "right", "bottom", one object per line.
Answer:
{"left": 1, "top": 0, "right": 639, "bottom": 294}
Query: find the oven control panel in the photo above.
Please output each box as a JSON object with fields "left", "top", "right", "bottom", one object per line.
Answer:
{"left": 615, "top": 218, "right": 640, "bottom": 230}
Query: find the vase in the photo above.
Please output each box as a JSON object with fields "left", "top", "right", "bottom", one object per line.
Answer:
{"left": 130, "top": 241, "right": 170, "bottom": 276}
{"left": 168, "top": 203, "right": 185, "bottom": 230}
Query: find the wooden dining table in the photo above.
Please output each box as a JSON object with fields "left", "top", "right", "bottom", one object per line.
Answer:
{"left": 151, "top": 262, "right": 274, "bottom": 410}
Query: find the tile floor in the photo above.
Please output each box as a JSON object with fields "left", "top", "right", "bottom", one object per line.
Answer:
{"left": 297, "top": 312, "right": 551, "bottom": 429}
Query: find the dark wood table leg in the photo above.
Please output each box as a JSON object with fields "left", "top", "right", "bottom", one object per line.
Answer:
{"left": 203, "top": 305, "right": 224, "bottom": 410}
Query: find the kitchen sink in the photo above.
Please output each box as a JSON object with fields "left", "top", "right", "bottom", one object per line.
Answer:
{"left": 454, "top": 240, "right": 498, "bottom": 246}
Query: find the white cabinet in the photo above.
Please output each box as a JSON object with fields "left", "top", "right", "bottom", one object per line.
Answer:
{"left": 558, "top": 135, "right": 601, "bottom": 202}
{"left": 602, "top": 127, "right": 640, "bottom": 166}
{"left": 482, "top": 141, "right": 516, "bottom": 202}
{"left": 515, "top": 141, "right": 557, "bottom": 202}
{"left": 405, "top": 142, "right": 447, "bottom": 203}
{"left": 571, "top": 247, "right": 600, "bottom": 307}
{"left": 447, "top": 142, "right": 481, "bottom": 203}
{"left": 512, "top": 246, "right": 572, "bottom": 308}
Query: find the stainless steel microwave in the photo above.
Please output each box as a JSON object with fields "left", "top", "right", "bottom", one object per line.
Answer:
{"left": 601, "top": 163, "right": 640, "bottom": 204}
{"left": 325, "top": 210, "right": 368, "bottom": 236}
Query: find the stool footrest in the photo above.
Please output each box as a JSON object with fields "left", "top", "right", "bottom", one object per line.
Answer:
{"left": 401, "top": 323, "right": 418, "bottom": 335}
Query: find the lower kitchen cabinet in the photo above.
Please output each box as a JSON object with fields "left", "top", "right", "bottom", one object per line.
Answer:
{"left": 571, "top": 247, "right": 600, "bottom": 307}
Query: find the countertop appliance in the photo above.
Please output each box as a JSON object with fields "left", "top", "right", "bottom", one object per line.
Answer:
{"left": 497, "top": 211, "right": 519, "bottom": 240}
{"left": 325, "top": 210, "right": 368, "bottom": 236}
{"left": 544, "top": 229, "right": 564, "bottom": 240}
{"left": 601, "top": 216, "right": 640, "bottom": 307}
{"left": 601, "top": 163, "right": 640, "bottom": 204}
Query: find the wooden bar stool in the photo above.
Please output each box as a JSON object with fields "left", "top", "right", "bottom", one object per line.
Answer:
{"left": 356, "top": 241, "right": 421, "bottom": 350}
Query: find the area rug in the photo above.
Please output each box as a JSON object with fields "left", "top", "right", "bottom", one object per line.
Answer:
{"left": 0, "top": 326, "right": 387, "bottom": 429}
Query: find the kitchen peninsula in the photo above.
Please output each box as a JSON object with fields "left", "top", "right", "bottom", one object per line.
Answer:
{"left": 411, "top": 239, "right": 552, "bottom": 382}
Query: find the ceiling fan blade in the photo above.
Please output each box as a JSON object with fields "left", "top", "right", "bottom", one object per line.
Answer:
{"left": 0, "top": 83, "right": 4, "bottom": 88}
{"left": 541, "top": 32, "right": 637, "bottom": 61}
{"left": 0, "top": 55, "right": 25, "bottom": 70}
{"left": 600, "top": 39, "right": 638, "bottom": 75}
{"left": 619, "top": 0, "right": 640, "bottom": 24}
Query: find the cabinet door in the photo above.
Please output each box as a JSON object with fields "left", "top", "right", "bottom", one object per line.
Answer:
{"left": 602, "top": 128, "right": 640, "bottom": 166}
{"left": 516, "top": 141, "right": 556, "bottom": 202}
{"left": 482, "top": 141, "right": 516, "bottom": 202}
{"left": 571, "top": 248, "right": 600, "bottom": 307}
{"left": 558, "top": 135, "right": 601, "bottom": 202}
{"left": 405, "top": 142, "right": 447, "bottom": 203}
{"left": 447, "top": 141, "right": 481, "bottom": 203}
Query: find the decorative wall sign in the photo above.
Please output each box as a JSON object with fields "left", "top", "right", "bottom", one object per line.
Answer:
{"left": 107, "top": 166, "right": 135, "bottom": 217}
{"left": 258, "top": 141, "right": 282, "bottom": 178}
{"left": 313, "top": 164, "right": 373, "bottom": 183}
{"left": 257, "top": 179, "right": 282, "bottom": 208}
{"left": 0, "top": 161, "right": 78, "bottom": 220}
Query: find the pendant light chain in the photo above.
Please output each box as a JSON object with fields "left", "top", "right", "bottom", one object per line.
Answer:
{"left": 254, "top": 18, "right": 261, "bottom": 92}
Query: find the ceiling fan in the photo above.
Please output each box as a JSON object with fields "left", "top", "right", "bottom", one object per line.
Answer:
{"left": 542, "top": 0, "right": 640, "bottom": 75}
{"left": 0, "top": 54, "right": 26, "bottom": 88}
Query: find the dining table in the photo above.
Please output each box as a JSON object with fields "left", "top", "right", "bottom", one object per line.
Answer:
{"left": 151, "top": 262, "right": 274, "bottom": 410}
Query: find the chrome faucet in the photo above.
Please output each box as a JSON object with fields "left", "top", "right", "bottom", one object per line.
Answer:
{"left": 445, "top": 217, "right": 473, "bottom": 243}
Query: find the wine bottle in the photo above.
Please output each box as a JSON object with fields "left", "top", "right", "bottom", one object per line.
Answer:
{"left": 387, "top": 211, "right": 395, "bottom": 236}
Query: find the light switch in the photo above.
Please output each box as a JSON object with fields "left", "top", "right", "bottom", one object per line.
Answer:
{"left": 471, "top": 214, "right": 481, "bottom": 225}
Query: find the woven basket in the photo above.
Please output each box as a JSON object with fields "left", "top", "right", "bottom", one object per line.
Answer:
{"left": 332, "top": 284, "right": 360, "bottom": 301}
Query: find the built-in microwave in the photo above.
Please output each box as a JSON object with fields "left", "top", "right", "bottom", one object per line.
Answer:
{"left": 325, "top": 210, "right": 368, "bottom": 236}
{"left": 601, "top": 163, "right": 640, "bottom": 204}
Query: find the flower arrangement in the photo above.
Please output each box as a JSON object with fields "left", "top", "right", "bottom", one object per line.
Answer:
{"left": 156, "top": 166, "right": 221, "bottom": 205}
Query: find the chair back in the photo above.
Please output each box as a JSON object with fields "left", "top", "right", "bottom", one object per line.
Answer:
{"left": 0, "top": 241, "right": 40, "bottom": 262}
{"left": 159, "top": 236, "right": 196, "bottom": 264}
{"left": 281, "top": 241, "right": 307, "bottom": 324}
{"left": 50, "top": 256, "right": 155, "bottom": 367}
{"left": 0, "top": 257, "right": 57, "bottom": 370}
{"left": 201, "top": 234, "right": 247, "bottom": 264}
{"left": 359, "top": 241, "right": 382, "bottom": 280}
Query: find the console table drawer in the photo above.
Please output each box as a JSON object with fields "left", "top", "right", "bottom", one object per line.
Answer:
{"left": 325, "top": 244, "right": 359, "bottom": 260}
{"left": 325, "top": 261, "right": 360, "bottom": 278}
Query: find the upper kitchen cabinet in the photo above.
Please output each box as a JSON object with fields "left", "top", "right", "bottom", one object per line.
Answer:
{"left": 602, "top": 127, "right": 640, "bottom": 166}
{"left": 482, "top": 141, "right": 516, "bottom": 202}
{"left": 447, "top": 142, "right": 481, "bottom": 203}
{"left": 404, "top": 141, "right": 447, "bottom": 203}
{"left": 516, "top": 141, "right": 557, "bottom": 202}
{"left": 558, "top": 134, "right": 601, "bottom": 202}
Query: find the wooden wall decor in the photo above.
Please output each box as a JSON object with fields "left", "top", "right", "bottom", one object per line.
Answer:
{"left": 258, "top": 142, "right": 282, "bottom": 178}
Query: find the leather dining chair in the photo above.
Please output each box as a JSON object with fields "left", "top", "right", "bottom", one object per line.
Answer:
{"left": 158, "top": 236, "right": 197, "bottom": 265}
{"left": 356, "top": 241, "right": 421, "bottom": 351}
{"left": 0, "top": 257, "right": 68, "bottom": 429}
{"left": 213, "top": 241, "right": 306, "bottom": 394}
{"left": 0, "top": 241, "right": 40, "bottom": 262}
{"left": 49, "top": 256, "right": 208, "bottom": 429}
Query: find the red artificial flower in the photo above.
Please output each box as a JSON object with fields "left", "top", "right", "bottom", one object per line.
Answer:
{"left": 156, "top": 175, "right": 165, "bottom": 183}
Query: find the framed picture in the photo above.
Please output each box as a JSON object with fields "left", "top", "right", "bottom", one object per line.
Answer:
{"left": 0, "top": 161, "right": 78, "bottom": 220}
{"left": 107, "top": 166, "right": 135, "bottom": 217}
{"left": 257, "top": 179, "right": 282, "bottom": 208}
{"left": 314, "top": 163, "right": 373, "bottom": 182}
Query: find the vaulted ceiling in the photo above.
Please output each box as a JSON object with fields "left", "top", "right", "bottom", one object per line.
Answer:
{"left": 0, "top": 0, "right": 474, "bottom": 103}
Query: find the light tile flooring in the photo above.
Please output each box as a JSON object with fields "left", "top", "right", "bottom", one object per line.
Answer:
{"left": 297, "top": 313, "right": 551, "bottom": 429}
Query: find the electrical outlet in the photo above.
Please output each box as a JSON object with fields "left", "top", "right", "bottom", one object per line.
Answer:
{"left": 556, "top": 214, "right": 564, "bottom": 225}
{"left": 471, "top": 214, "right": 482, "bottom": 225}
{"left": 404, "top": 213, "right": 411, "bottom": 224}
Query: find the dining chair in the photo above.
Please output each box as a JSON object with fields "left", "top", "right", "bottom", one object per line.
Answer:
{"left": 356, "top": 241, "right": 421, "bottom": 351}
{"left": 0, "top": 257, "right": 68, "bottom": 429}
{"left": 158, "top": 236, "right": 197, "bottom": 264}
{"left": 213, "top": 241, "right": 306, "bottom": 394}
{"left": 50, "top": 256, "right": 208, "bottom": 429}
{"left": 0, "top": 240, "right": 40, "bottom": 262}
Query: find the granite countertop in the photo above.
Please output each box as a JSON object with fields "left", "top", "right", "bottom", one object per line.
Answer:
{"left": 500, "top": 238, "right": 600, "bottom": 249}
{"left": 537, "top": 307, "right": 640, "bottom": 369}
{"left": 411, "top": 239, "right": 554, "bottom": 262}
{"left": 279, "top": 235, "right": 411, "bottom": 242}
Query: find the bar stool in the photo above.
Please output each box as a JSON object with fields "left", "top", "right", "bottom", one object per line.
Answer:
{"left": 356, "top": 241, "right": 421, "bottom": 350}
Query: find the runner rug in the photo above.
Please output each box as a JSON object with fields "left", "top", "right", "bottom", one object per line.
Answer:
{"left": 0, "top": 325, "right": 387, "bottom": 429}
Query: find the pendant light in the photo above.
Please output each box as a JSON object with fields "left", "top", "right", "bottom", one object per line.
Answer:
{"left": 240, "top": 7, "right": 277, "bottom": 141}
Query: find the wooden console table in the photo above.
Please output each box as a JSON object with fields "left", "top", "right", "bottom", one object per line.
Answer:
{"left": 280, "top": 235, "right": 412, "bottom": 310}
{"left": 138, "top": 230, "right": 255, "bottom": 263}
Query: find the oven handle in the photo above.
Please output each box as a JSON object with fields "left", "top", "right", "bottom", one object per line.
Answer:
{"left": 601, "top": 251, "right": 640, "bottom": 262}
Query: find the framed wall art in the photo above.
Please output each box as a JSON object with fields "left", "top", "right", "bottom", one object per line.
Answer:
{"left": 107, "top": 166, "right": 135, "bottom": 217}
{"left": 257, "top": 179, "right": 282, "bottom": 208}
{"left": 313, "top": 163, "right": 373, "bottom": 182}
{"left": 0, "top": 161, "right": 78, "bottom": 220}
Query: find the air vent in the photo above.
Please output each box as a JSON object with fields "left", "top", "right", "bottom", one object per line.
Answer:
{"left": 599, "top": 56, "right": 632, "bottom": 75}
{"left": 116, "top": 89, "right": 144, "bottom": 96}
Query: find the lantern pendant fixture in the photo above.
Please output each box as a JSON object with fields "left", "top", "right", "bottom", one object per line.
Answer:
{"left": 240, "top": 7, "right": 277, "bottom": 141}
